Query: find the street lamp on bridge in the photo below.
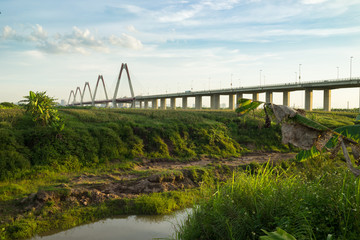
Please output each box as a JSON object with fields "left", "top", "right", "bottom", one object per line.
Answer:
{"left": 350, "top": 56, "right": 353, "bottom": 79}
{"left": 299, "top": 64, "right": 302, "bottom": 83}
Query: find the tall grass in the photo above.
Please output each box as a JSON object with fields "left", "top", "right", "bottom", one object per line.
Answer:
{"left": 176, "top": 160, "right": 360, "bottom": 240}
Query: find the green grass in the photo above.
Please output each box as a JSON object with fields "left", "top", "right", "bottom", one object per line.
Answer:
{"left": 1, "top": 107, "right": 359, "bottom": 239}
{"left": 176, "top": 158, "right": 360, "bottom": 240}
{"left": 306, "top": 111, "right": 358, "bottom": 129}
{"left": 1, "top": 108, "right": 253, "bottom": 180}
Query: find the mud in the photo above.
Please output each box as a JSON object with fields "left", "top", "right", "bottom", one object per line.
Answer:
{"left": 20, "top": 152, "right": 296, "bottom": 212}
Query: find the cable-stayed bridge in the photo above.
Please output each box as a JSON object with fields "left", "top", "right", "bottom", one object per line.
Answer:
{"left": 67, "top": 63, "right": 360, "bottom": 111}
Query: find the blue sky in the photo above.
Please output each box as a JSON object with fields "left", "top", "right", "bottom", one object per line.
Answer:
{"left": 1, "top": 0, "right": 360, "bottom": 108}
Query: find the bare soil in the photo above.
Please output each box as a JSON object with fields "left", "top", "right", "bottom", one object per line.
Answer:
{"left": 20, "top": 152, "right": 296, "bottom": 213}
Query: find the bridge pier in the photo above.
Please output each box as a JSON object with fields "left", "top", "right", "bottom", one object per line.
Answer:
{"left": 324, "top": 89, "right": 331, "bottom": 111}
{"left": 265, "top": 92, "right": 273, "bottom": 104}
{"left": 236, "top": 93, "right": 243, "bottom": 108}
{"left": 283, "top": 91, "right": 290, "bottom": 106}
{"left": 182, "top": 97, "right": 188, "bottom": 109}
{"left": 305, "top": 89, "right": 313, "bottom": 111}
{"left": 160, "top": 98, "right": 166, "bottom": 110}
{"left": 170, "top": 97, "right": 176, "bottom": 109}
{"left": 211, "top": 94, "right": 220, "bottom": 109}
{"left": 144, "top": 100, "right": 149, "bottom": 109}
{"left": 229, "top": 94, "right": 235, "bottom": 110}
{"left": 152, "top": 99, "right": 158, "bottom": 109}
{"left": 195, "top": 96, "right": 202, "bottom": 109}
{"left": 139, "top": 101, "right": 143, "bottom": 109}
{"left": 253, "top": 93, "right": 259, "bottom": 102}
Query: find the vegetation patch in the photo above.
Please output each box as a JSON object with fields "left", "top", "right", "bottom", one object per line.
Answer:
{"left": 176, "top": 160, "right": 360, "bottom": 240}
{"left": 1, "top": 103, "right": 360, "bottom": 239}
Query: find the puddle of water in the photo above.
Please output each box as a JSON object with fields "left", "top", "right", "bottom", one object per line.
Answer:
{"left": 32, "top": 209, "right": 191, "bottom": 240}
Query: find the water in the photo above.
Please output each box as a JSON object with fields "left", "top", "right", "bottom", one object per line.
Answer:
{"left": 32, "top": 209, "right": 190, "bottom": 240}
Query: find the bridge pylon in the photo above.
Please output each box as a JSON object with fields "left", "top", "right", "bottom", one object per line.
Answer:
{"left": 112, "top": 63, "right": 135, "bottom": 108}
{"left": 81, "top": 82, "right": 93, "bottom": 106}
{"left": 92, "top": 75, "right": 109, "bottom": 107}
{"left": 67, "top": 90, "right": 75, "bottom": 106}
{"left": 73, "top": 87, "right": 82, "bottom": 105}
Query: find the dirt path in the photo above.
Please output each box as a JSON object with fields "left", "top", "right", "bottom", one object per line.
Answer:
{"left": 136, "top": 152, "right": 296, "bottom": 170}
{"left": 21, "top": 152, "right": 296, "bottom": 211}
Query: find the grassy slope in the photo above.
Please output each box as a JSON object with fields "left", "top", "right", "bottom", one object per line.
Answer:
{"left": 0, "top": 108, "right": 358, "bottom": 239}
{"left": 0, "top": 107, "right": 297, "bottom": 180}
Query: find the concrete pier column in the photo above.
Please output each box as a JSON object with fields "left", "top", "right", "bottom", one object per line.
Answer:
{"left": 144, "top": 100, "right": 149, "bottom": 109}
{"left": 236, "top": 93, "right": 243, "bottom": 107}
{"left": 139, "top": 101, "right": 142, "bottom": 109}
{"left": 265, "top": 92, "right": 273, "bottom": 104}
{"left": 170, "top": 97, "right": 176, "bottom": 109}
{"left": 195, "top": 96, "right": 202, "bottom": 109}
{"left": 252, "top": 93, "right": 259, "bottom": 102}
{"left": 210, "top": 95, "right": 215, "bottom": 109}
{"left": 305, "top": 89, "right": 313, "bottom": 111}
{"left": 283, "top": 91, "right": 290, "bottom": 106}
{"left": 211, "top": 94, "right": 220, "bottom": 109}
{"left": 152, "top": 99, "right": 158, "bottom": 109}
{"left": 182, "top": 97, "right": 188, "bottom": 109}
{"left": 229, "top": 94, "right": 235, "bottom": 110}
{"left": 324, "top": 89, "right": 331, "bottom": 112}
{"left": 160, "top": 98, "right": 166, "bottom": 110}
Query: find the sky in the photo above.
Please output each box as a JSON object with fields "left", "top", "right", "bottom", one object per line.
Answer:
{"left": 1, "top": 0, "right": 360, "bottom": 109}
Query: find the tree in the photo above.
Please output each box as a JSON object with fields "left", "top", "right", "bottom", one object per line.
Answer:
{"left": 22, "top": 91, "right": 64, "bottom": 132}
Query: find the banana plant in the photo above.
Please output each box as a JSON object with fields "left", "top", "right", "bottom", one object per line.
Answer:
{"left": 21, "top": 91, "right": 64, "bottom": 132}
{"left": 235, "top": 99, "right": 360, "bottom": 177}
{"left": 236, "top": 98, "right": 262, "bottom": 116}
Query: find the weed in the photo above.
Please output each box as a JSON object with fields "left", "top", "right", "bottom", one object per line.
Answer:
{"left": 176, "top": 159, "right": 360, "bottom": 240}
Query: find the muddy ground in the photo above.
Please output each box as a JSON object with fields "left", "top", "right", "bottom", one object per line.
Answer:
{"left": 17, "top": 152, "right": 295, "bottom": 214}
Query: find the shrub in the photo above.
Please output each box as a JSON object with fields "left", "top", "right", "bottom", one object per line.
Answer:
{"left": 21, "top": 91, "right": 64, "bottom": 132}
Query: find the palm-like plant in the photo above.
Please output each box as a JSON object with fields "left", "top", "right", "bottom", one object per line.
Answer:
{"left": 22, "top": 91, "right": 64, "bottom": 132}
{"left": 236, "top": 99, "right": 360, "bottom": 176}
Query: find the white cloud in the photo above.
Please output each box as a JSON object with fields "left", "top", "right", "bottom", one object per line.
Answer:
{"left": 302, "top": 0, "right": 328, "bottom": 4}
{"left": 1, "top": 25, "right": 144, "bottom": 54}
{"left": 23, "top": 50, "right": 45, "bottom": 59}
{"left": 264, "top": 27, "right": 360, "bottom": 37}
{"left": 158, "top": 0, "right": 240, "bottom": 23}
{"left": 2, "top": 26, "right": 17, "bottom": 39}
{"left": 202, "top": 0, "right": 240, "bottom": 10}
{"left": 127, "top": 25, "right": 138, "bottom": 33}
{"left": 29, "top": 24, "right": 48, "bottom": 41}
{"left": 158, "top": 5, "right": 203, "bottom": 22}
{"left": 1, "top": 25, "right": 28, "bottom": 41}
{"left": 109, "top": 34, "right": 143, "bottom": 50}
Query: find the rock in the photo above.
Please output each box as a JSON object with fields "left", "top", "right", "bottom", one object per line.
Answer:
{"left": 36, "top": 191, "right": 53, "bottom": 202}
{"left": 79, "top": 198, "right": 88, "bottom": 206}
{"left": 148, "top": 175, "right": 161, "bottom": 183}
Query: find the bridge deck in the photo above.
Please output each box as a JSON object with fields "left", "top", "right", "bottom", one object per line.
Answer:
{"left": 135, "top": 77, "right": 360, "bottom": 100}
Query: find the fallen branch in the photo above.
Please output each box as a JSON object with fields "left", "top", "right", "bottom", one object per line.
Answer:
{"left": 340, "top": 139, "right": 360, "bottom": 177}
